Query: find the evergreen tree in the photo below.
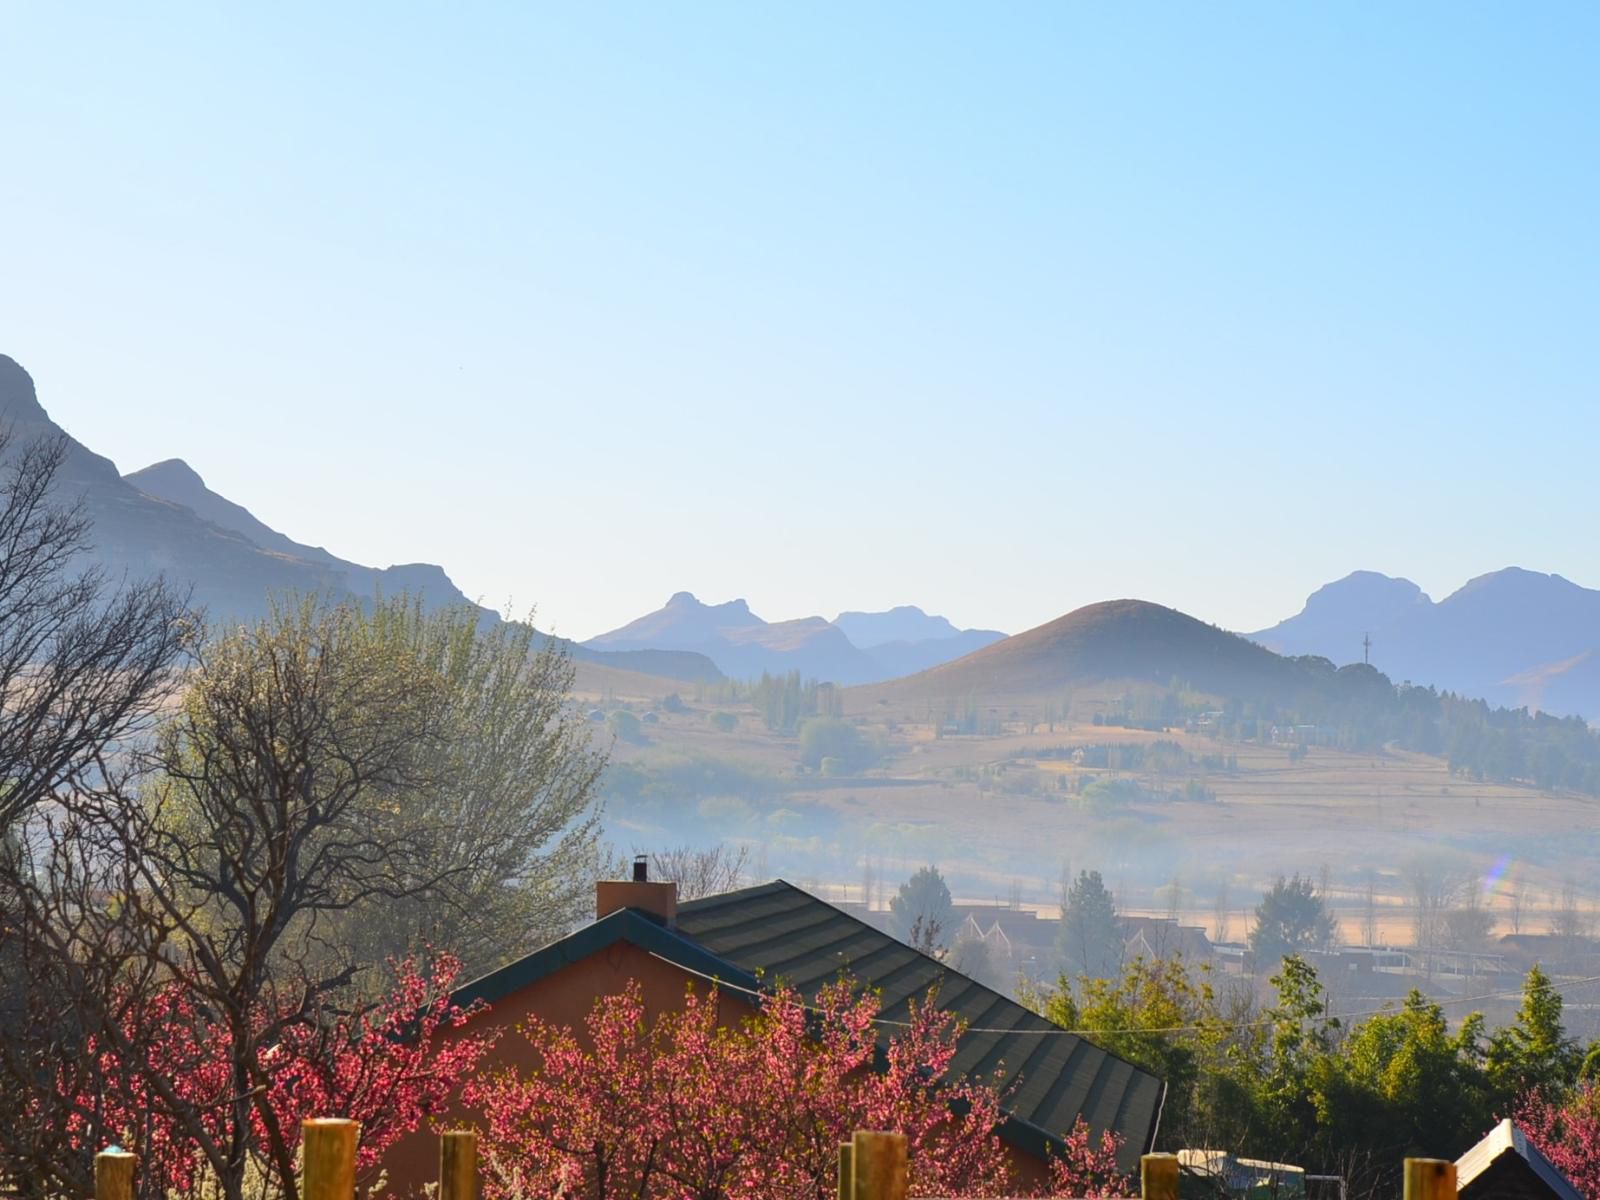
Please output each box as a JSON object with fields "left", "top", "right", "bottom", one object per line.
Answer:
{"left": 889, "top": 865, "right": 955, "bottom": 953}
{"left": 1250, "top": 874, "right": 1337, "bottom": 968}
{"left": 1057, "top": 870, "right": 1123, "bottom": 981}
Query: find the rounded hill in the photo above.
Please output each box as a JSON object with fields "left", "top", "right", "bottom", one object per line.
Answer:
{"left": 853, "top": 599, "right": 1312, "bottom": 708}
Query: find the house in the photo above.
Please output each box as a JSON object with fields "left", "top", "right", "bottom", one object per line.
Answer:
{"left": 385, "top": 872, "right": 1166, "bottom": 1194}
{"left": 1457, "top": 1118, "right": 1582, "bottom": 1200}
{"left": 1118, "top": 916, "right": 1215, "bottom": 964}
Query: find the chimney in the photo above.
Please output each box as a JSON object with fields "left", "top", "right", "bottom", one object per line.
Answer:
{"left": 596, "top": 854, "right": 678, "bottom": 926}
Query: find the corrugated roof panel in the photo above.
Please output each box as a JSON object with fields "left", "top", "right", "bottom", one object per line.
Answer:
{"left": 676, "top": 880, "right": 1162, "bottom": 1171}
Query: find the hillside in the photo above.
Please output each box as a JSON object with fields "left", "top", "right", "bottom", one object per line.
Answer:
{"left": 0, "top": 354, "right": 719, "bottom": 682}
{"left": 852, "top": 598, "right": 1315, "bottom": 711}
{"left": 1253, "top": 568, "right": 1600, "bottom": 718}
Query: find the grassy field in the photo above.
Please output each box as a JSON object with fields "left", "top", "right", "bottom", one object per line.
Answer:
{"left": 577, "top": 676, "right": 1600, "bottom": 937}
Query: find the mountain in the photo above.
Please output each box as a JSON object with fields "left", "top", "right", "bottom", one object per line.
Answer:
{"left": 587, "top": 593, "right": 880, "bottom": 683}
{"left": 831, "top": 605, "right": 1006, "bottom": 677}
{"left": 126, "top": 458, "right": 344, "bottom": 565}
{"left": 0, "top": 354, "right": 718, "bottom": 682}
{"left": 856, "top": 599, "right": 1315, "bottom": 708}
{"left": 834, "top": 606, "right": 966, "bottom": 647}
{"left": 1252, "top": 568, "right": 1600, "bottom": 718}
{"left": 586, "top": 594, "right": 1006, "bottom": 684}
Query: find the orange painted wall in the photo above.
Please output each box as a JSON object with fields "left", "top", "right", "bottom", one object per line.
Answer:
{"left": 384, "top": 940, "right": 755, "bottom": 1195}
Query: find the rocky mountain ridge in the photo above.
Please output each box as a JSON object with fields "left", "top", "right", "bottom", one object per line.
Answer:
{"left": 1252, "top": 567, "right": 1600, "bottom": 718}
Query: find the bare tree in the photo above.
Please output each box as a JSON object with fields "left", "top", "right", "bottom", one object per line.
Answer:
{"left": 0, "top": 430, "right": 191, "bottom": 831}
{"left": 1509, "top": 878, "right": 1528, "bottom": 935}
{"left": 1362, "top": 871, "right": 1380, "bottom": 948}
{"left": 645, "top": 842, "right": 754, "bottom": 901}
{"left": 1213, "top": 878, "right": 1231, "bottom": 944}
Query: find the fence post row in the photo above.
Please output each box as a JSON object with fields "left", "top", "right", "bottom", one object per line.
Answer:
{"left": 89, "top": 1123, "right": 1460, "bottom": 1200}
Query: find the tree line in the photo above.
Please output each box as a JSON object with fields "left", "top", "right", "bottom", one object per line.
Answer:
{"left": 0, "top": 430, "right": 608, "bottom": 1200}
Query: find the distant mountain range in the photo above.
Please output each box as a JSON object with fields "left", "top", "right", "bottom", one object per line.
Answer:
{"left": 585, "top": 593, "right": 1005, "bottom": 685}
{"left": 1251, "top": 568, "right": 1600, "bottom": 719}
{"left": 9, "top": 354, "right": 1599, "bottom": 714}
{"left": 0, "top": 354, "right": 717, "bottom": 682}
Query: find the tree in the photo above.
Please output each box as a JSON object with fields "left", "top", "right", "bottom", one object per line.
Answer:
{"left": 646, "top": 843, "right": 754, "bottom": 901}
{"left": 0, "top": 596, "right": 603, "bottom": 1200}
{"left": 342, "top": 601, "right": 607, "bottom": 970}
{"left": 1250, "top": 875, "right": 1336, "bottom": 968}
{"left": 949, "top": 931, "right": 998, "bottom": 990}
{"left": 1058, "top": 870, "right": 1122, "bottom": 981}
{"left": 798, "top": 717, "right": 876, "bottom": 772}
{"left": 607, "top": 708, "right": 643, "bottom": 743}
{"left": 466, "top": 979, "right": 1022, "bottom": 1200}
{"left": 1516, "top": 1083, "right": 1600, "bottom": 1200}
{"left": 1324, "top": 990, "right": 1490, "bottom": 1159}
{"left": 890, "top": 866, "right": 955, "bottom": 954}
{"left": 1489, "top": 965, "right": 1581, "bottom": 1100}
{"left": 0, "top": 430, "right": 191, "bottom": 832}
{"left": 57, "top": 956, "right": 487, "bottom": 1199}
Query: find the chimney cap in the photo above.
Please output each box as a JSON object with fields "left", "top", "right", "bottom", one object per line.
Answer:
{"left": 632, "top": 854, "right": 649, "bottom": 883}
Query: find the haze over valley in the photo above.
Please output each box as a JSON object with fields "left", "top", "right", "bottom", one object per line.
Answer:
{"left": 8, "top": 347, "right": 1600, "bottom": 1038}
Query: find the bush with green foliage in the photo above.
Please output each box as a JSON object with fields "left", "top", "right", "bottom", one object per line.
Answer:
{"left": 607, "top": 709, "right": 643, "bottom": 742}
{"left": 797, "top": 717, "right": 877, "bottom": 772}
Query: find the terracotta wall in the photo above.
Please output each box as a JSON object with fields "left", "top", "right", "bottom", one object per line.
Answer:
{"left": 383, "top": 942, "right": 754, "bottom": 1195}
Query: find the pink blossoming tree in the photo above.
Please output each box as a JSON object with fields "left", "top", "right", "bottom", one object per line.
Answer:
{"left": 466, "top": 978, "right": 1132, "bottom": 1200}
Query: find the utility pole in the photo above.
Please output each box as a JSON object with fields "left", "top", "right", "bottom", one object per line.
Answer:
{"left": 1362, "top": 632, "right": 1372, "bottom": 666}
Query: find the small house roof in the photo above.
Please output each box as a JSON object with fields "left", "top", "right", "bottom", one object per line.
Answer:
{"left": 1457, "top": 1119, "right": 1582, "bottom": 1200}
{"left": 675, "top": 880, "right": 1165, "bottom": 1170}
{"left": 450, "top": 879, "right": 1165, "bottom": 1173}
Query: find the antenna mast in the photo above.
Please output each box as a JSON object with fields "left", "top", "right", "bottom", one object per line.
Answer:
{"left": 1362, "top": 632, "right": 1372, "bottom": 666}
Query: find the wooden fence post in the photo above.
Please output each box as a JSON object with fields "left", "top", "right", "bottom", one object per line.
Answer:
{"left": 1403, "top": 1158, "right": 1456, "bottom": 1200}
{"left": 439, "top": 1130, "right": 478, "bottom": 1200}
{"left": 302, "top": 1119, "right": 359, "bottom": 1200}
{"left": 95, "top": 1148, "right": 136, "bottom": 1200}
{"left": 837, "top": 1142, "right": 854, "bottom": 1200}
{"left": 850, "top": 1130, "right": 907, "bottom": 1200}
{"left": 1141, "top": 1153, "right": 1180, "bottom": 1200}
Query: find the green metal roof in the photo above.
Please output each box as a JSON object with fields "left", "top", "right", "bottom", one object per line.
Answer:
{"left": 676, "top": 880, "right": 1165, "bottom": 1171}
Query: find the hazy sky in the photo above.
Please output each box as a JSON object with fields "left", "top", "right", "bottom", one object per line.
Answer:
{"left": 2, "top": 5, "right": 1596, "bottom": 643}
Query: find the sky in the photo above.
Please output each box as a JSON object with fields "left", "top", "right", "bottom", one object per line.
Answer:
{"left": 2, "top": 4, "right": 1597, "bottom": 643}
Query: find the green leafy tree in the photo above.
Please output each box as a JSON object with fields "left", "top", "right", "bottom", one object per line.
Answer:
{"left": 890, "top": 865, "right": 955, "bottom": 953}
{"left": 1488, "top": 964, "right": 1582, "bottom": 1100}
{"left": 797, "top": 717, "right": 877, "bottom": 772}
{"left": 1058, "top": 870, "right": 1123, "bottom": 981}
{"left": 607, "top": 709, "right": 643, "bottom": 742}
{"left": 1250, "top": 874, "right": 1337, "bottom": 968}
{"left": 1321, "top": 991, "right": 1490, "bottom": 1160}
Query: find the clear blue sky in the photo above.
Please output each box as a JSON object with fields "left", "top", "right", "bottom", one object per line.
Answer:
{"left": 2, "top": 4, "right": 1596, "bottom": 642}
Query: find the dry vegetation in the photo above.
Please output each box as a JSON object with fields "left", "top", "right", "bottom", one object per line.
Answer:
{"left": 585, "top": 675, "right": 1600, "bottom": 941}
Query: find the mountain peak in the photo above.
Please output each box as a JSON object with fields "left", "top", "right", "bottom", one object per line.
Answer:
{"left": 130, "top": 457, "right": 208, "bottom": 490}
{"left": 0, "top": 355, "right": 50, "bottom": 424}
